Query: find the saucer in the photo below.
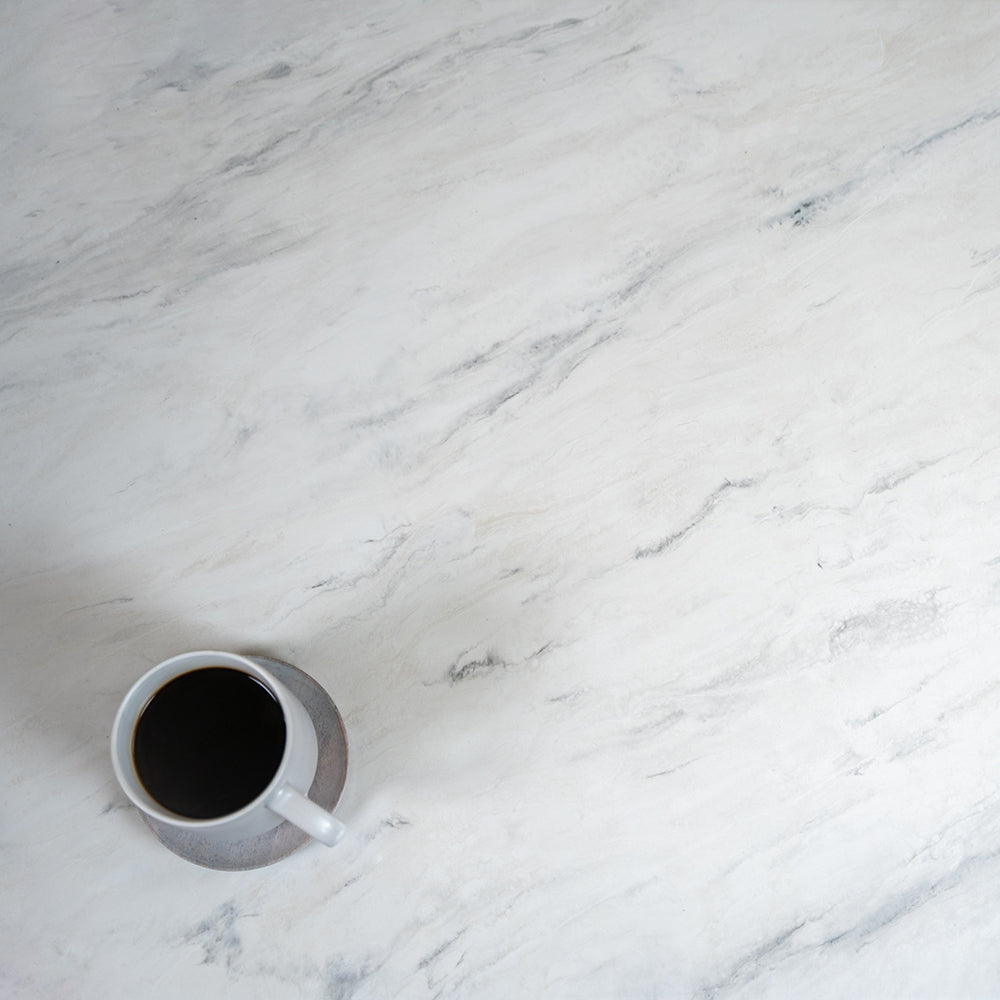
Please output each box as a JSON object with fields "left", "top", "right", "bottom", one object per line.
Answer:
{"left": 141, "top": 655, "right": 349, "bottom": 871}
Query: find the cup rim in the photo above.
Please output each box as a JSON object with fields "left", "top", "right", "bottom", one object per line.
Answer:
{"left": 110, "top": 650, "right": 295, "bottom": 829}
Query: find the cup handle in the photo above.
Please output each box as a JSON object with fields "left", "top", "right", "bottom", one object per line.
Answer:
{"left": 267, "top": 784, "right": 346, "bottom": 846}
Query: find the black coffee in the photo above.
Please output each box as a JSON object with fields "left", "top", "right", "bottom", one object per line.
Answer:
{"left": 132, "top": 667, "right": 286, "bottom": 819}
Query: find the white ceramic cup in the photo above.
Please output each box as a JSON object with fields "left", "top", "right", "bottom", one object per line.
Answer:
{"left": 111, "top": 651, "right": 346, "bottom": 846}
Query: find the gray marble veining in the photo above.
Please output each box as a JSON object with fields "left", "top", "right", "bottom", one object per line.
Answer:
{"left": 4, "top": 1, "right": 1000, "bottom": 997}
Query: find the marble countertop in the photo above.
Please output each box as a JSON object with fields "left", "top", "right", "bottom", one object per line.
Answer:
{"left": 5, "top": 1, "right": 1000, "bottom": 996}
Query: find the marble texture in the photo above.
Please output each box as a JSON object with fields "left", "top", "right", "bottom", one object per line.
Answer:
{"left": 4, "top": 0, "right": 1000, "bottom": 996}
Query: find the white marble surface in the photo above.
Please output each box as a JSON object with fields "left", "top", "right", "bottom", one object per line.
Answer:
{"left": 4, "top": 1, "right": 1000, "bottom": 996}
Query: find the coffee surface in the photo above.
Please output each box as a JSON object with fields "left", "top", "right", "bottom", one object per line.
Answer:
{"left": 132, "top": 667, "right": 286, "bottom": 819}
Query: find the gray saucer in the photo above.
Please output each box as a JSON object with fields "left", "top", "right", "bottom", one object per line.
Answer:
{"left": 141, "top": 656, "right": 348, "bottom": 871}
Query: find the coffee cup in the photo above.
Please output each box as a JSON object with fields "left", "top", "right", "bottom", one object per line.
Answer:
{"left": 111, "top": 651, "right": 346, "bottom": 846}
